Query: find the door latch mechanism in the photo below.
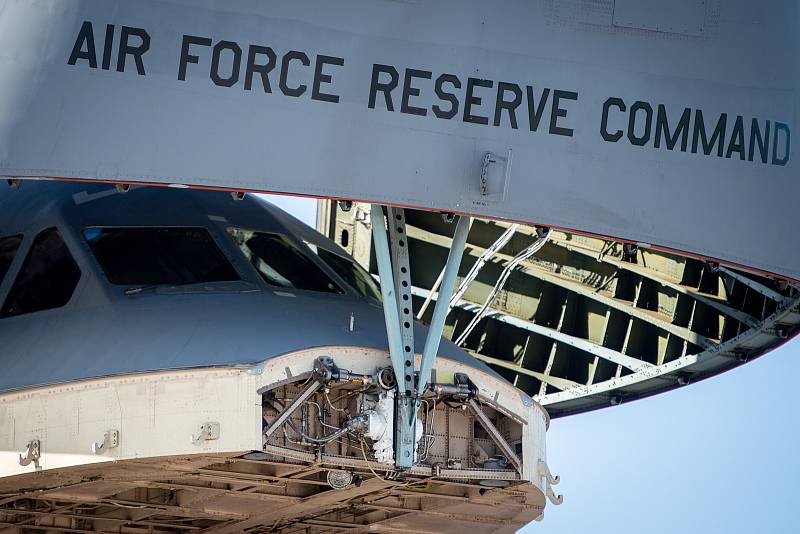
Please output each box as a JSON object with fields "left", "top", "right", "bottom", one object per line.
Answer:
{"left": 537, "top": 459, "right": 563, "bottom": 505}
{"left": 191, "top": 422, "right": 220, "bottom": 445}
{"left": 479, "top": 150, "right": 512, "bottom": 199}
{"left": 18, "top": 439, "right": 41, "bottom": 470}
{"left": 92, "top": 429, "right": 119, "bottom": 454}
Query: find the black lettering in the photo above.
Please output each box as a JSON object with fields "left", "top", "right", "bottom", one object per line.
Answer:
{"left": 68, "top": 21, "right": 97, "bottom": 68}
{"left": 654, "top": 105, "right": 690, "bottom": 151}
{"left": 600, "top": 97, "right": 625, "bottom": 142}
{"left": 116, "top": 26, "right": 149, "bottom": 75}
{"left": 692, "top": 110, "right": 727, "bottom": 157}
{"left": 312, "top": 55, "right": 344, "bottom": 103}
{"left": 725, "top": 116, "right": 746, "bottom": 160}
{"left": 244, "top": 45, "right": 276, "bottom": 92}
{"left": 549, "top": 89, "right": 577, "bottom": 137}
{"left": 494, "top": 82, "right": 522, "bottom": 129}
{"left": 527, "top": 87, "right": 550, "bottom": 132}
{"left": 210, "top": 41, "right": 242, "bottom": 87}
{"left": 178, "top": 35, "right": 211, "bottom": 81}
{"left": 101, "top": 24, "right": 114, "bottom": 70}
{"left": 279, "top": 51, "right": 310, "bottom": 97}
{"left": 432, "top": 74, "right": 461, "bottom": 119}
{"left": 748, "top": 119, "right": 770, "bottom": 163}
{"left": 401, "top": 68, "right": 432, "bottom": 116}
{"left": 464, "top": 78, "right": 493, "bottom": 125}
{"left": 368, "top": 64, "right": 399, "bottom": 111}
{"left": 627, "top": 101, "right": 653, "bottom": 146}
{"left": 772, "top": 122, "right": 790, "bottom": 166}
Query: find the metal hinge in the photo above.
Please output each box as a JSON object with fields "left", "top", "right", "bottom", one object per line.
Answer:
{"left": 18, "top": 439, "right": 41, "bottom": 470}
{"left": 478, "top": 150, "right": 512, "bottom": 200}
{"left": 192, "top": 422, "right": 220, "bottom": 445}
{"left": 92, "top": 429, "right": 120, "bottom": 454}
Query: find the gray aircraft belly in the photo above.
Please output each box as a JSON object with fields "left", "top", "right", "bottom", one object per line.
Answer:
{"left": 0, "top": 0, "right": 796, "bottom": 278}
{"left": 0, "top": 289, "right": 496, "bottom": 392}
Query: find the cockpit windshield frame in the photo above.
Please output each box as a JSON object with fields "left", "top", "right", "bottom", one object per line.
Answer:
{"left": 82, "top": 226, "right": 241, "bottom": 288}
{"left": 226, "top": 227, "right": 346, "bottom": 296}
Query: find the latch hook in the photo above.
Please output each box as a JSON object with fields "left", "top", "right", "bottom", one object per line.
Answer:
{"left": 92, "top": 429, "right": 119, "bottom": 454}
{"left": 18, "top": 439, "right": 41, "bottom": 470}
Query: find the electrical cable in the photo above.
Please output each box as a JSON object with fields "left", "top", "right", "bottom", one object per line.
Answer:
{"left": 454, "top": 229, "right": 551, "bottom": 346}
{"left": 449, "top": 223, "right": 518, "bottom": 307}
{"left": 324, "top": 389, "right": 347, "bottom": 413}
{"left": 263, "top": 397, "right": 364, "bottom": 444}
{"left": 358, "top": 438, "right": 408, "bottom": 487}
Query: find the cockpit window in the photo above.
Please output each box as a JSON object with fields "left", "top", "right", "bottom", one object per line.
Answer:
{"left": 0, "top": 234, "right": 23, "bottom": 287}
{"left": 305, "top": 242, "right": 382, "bottom": 302}
{"left": 83, "top": 227, "right": 239, "bottom": 286}
{"left": 1, "top": 228, "right": 80, "bottom": 318}
{"left": 228, "top": 229, "right": 343, "bottom": 294}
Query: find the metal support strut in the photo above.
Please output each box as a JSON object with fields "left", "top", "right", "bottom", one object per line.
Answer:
{"left": 370, "top": 205, "right": 471, "bottom": 468}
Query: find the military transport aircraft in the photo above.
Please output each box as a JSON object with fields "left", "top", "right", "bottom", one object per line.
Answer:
{"left": 0, "top": 0, "right": 797, "bottom": 532}
{"left": 0, "top": 181, "right": 555, "bottom": 533}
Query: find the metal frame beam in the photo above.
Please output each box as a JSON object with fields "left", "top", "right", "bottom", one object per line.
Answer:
{"left": 386, "top": 207, "right": 418, "bottom": 469}
{"left": 546, "top": 236, "right": 759, "bottom": 327}
{"left": 263, "top": 379, "right": 323, "bottom": 439}
{"left": 417, "top": 215, "right": 471, "bottom": 395}
{"left": 467, "top": 399, "right": 522, "bottom": 473}
{"left": 470, "top": 352, "right": 582, "bottom": 391}
{"left": 370, "top": 206, "right": 471, "bottom": 469}
{"left": 718, "top": 265, "right": 786, "bottom": 302}
{"left": 404, "top": 223, "right": 718, "bottom": 348}
{"left": 370, "top": 206, "right": 408, "bottom": 391}
{"left": 412, "top": 286, "right": 655, "bottom": 373}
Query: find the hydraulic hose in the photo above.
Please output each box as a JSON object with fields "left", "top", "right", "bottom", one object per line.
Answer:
{"left": 263, "top": 398, "right": 368, "bottom": 444}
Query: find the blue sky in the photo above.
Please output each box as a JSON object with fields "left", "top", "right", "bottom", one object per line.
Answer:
{"left": 265, "top": 194, "right": 799, "bottom": 534}
{"left": 534, "top": 340, "right": 799, "bottom": 534}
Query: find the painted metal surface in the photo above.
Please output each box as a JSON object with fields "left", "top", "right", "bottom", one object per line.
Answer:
{"left": 0, "top": 0, "right": 796, "bottom": 279}
{"left": 0, "top": 181, "right": 499, "bottom": 393}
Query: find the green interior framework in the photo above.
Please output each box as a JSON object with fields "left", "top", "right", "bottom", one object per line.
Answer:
{"left": 318, "top": 201, "right": 800, "bottom": 417}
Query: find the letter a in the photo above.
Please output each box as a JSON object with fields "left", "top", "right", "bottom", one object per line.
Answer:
{"left": 68, "top": 21, "right": 98, "bottom": 68}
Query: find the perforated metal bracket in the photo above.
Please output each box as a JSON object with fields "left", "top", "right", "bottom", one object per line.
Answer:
{"left": 386, "top": 207, "right": 418, "bottom": 468}
{"left": 92, "top": 429, "right": 119, "bottom": 454}
{"left": 370, "top": 205, "right": 471, "bottom": 470}
{"left": 191, "top": 422, "right": 220, "bottom": 446}
{"left": 387, "top": 207, "right": 415, "bottom": 396}
{"left": 18, "top": 439, "right": 41, "bottom": 470}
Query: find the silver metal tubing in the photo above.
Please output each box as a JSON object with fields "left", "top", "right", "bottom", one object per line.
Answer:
{"left": 263, "top": 380, "right": 323, "bottom": 439}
